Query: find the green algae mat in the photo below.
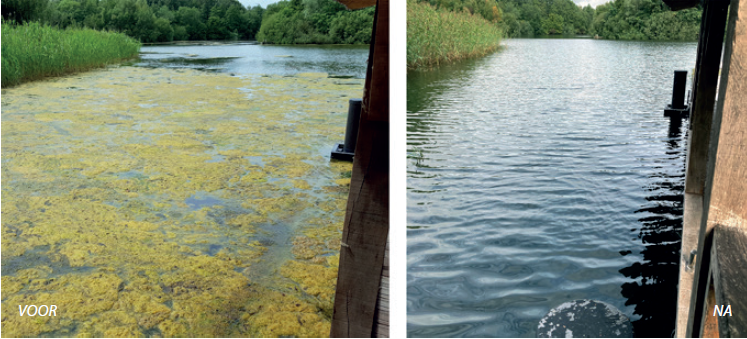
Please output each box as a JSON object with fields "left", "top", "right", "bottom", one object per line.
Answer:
{"left": 1, "top": 66, "right": 362, "bottom": 337}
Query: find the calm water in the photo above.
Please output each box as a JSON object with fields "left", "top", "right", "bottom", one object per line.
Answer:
{"left": 407, "top": 39, "right": 696, "bottom": 337}
{"left": 136, "top": 42, "right": 369, "bottom": 78}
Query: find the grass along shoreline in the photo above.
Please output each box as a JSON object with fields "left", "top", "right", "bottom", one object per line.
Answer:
{"left": 2, "top": 22, "right": 141, "bottom": 88}
{"left": 407, "top": 0, "right": 503, "bottom": 70}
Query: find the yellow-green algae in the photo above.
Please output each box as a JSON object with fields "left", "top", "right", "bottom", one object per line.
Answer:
{"left": 1, "top": 66, "right": 360, "bottom": 337}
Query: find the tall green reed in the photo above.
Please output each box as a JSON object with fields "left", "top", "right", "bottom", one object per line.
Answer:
{"left": 2, "top": 21, "right": 140, "bottom": 87}
{"left": 407, "top": 0, "right": 503, "bottom": 70}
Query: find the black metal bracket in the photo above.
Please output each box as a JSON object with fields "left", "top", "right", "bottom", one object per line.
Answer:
{"left": 665, "top": 105, "right": 690, "bottom": 119}
{"left": 331, "top": 143, "right": 354, "bottom": 161}
{"left": 665, "top": 70, "right": 690, "bottom": 119}
{"left": 330, "top": 98, "right": 362, "bottom": 162}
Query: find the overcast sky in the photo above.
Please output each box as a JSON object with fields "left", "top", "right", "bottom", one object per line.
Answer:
{"left": 238, "top": 0, "right": 279, "bottom": 7}
{"left": 573, "top": 0, "right": 610, "bottom": 7}
{"left": 238, "top": 0, "right": 609, "bottom": 9}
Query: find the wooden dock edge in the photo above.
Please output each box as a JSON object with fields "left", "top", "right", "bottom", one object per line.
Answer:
{"left": 676, "top": 0, "right": 746, "bottom": 335}
{"left": 330, "top": 0, "right": 390, "bottom": 337}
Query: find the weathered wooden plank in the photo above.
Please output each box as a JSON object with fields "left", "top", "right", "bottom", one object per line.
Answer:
{"left": 684, "top": 0, "right": 731, "bottom": 335}
{"left": 330, "top": 0, "right": 389, "bottom": 337}
{"left": 702, "top": 277, "right": 720, "bottom": 338}
{"left": 675, "top": 193, "right": 703, "bottom": 337}
{"left": 704, "top": 5, "right": 747, "bottom": 336}
{"left": 373, "top": 275, "right": 390, "bottom": 337}
{"left": 707, "top": 0, "right": 747, "bottom": 224}
{"left": 712, "top": 225, "right": 747, "bottom": 337}
{"left": 373, "top": 239, "right": 390, "bottom": 337}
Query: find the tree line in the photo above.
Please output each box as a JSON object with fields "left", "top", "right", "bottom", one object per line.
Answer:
{"left": 592, "top": 0, "right": 700, "bottom": 40}
{"left": 257, "top": 0, "right": 373, "bottom": 44}
{"left": 418, "top": 0, "right": 702, "bottom": 40}
{"left": 1, "top": 0, "right": 373, "bottom": 44}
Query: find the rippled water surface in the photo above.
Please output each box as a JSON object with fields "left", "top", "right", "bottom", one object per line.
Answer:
{"left": 407, "top": 39, "right": 696, "bottom": 337}
{"left": 136, "top": 42, "right": 369, "bottom": 78}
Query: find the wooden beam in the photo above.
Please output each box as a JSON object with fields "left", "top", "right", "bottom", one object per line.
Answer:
{"left": 707, "top": 0, "right": 746, "bottom": 226}
{"left": 675, "top": 193, "right": 703, "bottom": 337}
{"left": 335, "top": 0, "right": 377, "bottom": 10}
{"left": 684, "top": 0, "right": 729, "bottom": 197}
{"left": 330, "top": 0, "right": 389, "bottom": 337}
{"left": 662, "top": 0, "right": 701, "bottom": 10}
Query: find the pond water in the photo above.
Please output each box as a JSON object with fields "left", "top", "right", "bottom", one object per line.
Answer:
{"left": 1, "top": 44, "right": 364, "bottom": 337}
{"left": 407, "top": 39, "right": 695, "bottom": 337}
{"left": 136, "top": 42, "right": 369, "bottom": 78}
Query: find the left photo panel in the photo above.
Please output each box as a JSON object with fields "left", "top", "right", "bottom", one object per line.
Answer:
{"left": 0, "top": 0, "right": 389, "bottom": 336}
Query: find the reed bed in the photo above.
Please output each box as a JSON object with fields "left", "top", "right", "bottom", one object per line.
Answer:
{"left": 1, "top": 22, "right": 140, "bottom": 87}
{"left": 407, "top": 0, "right": 503, "bottom": 70}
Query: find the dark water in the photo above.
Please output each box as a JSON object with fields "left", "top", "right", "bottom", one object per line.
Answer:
{"left": 137, "top": 42, "right": 369, "bottom": 78}
{"left": 407, "top": 39, "right": 695, "bottom": 337}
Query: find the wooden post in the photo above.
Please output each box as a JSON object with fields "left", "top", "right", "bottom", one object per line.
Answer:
{"left": 330, "top": 0, "right": 389, "bottom": 337}
{"left": 672, "top": 70, "right": 688, "bottom": 110}
{"left": 684, "top": 0, "right": 729, "bottom": 196}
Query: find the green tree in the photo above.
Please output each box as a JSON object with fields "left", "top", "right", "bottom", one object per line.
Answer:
{"left": 173, "top": 24, "right": 189, "bottom": 40}
{"left": 57, "top": 0, "right": 83, "bottom": 26}
{"left": 206, "top": 13, "right": 230, "bottom": 39}
{"left": 256, "top": 0, "right": 373, "bottom": 44}
{"left": 132, "top": 0, "right": 157, "bottom": 42}
{"left": 153, "top": 17, "right": 174, "bottom": 41}
{"left": 176, "top": 6, "right": 206, "bottom": 39}
{"left": 156, "top": 5, "right": 175, "bottom": 21}
{"left": 329, "top": 7, "right": 373, "bottom": 43}
{"left": 224, "top": 4, "right": 245, "bottom": 33}
{"left": 107, "top": 0, "right": 139, "bottom": 36}
{"left": 1, "top": 0, "right": 49, "bottom": 23}
{"left": 542, "top": 13, "right": 564, "bottom": 34}
{"left": 243, "top": 5, "right": 263, "bottom": 39}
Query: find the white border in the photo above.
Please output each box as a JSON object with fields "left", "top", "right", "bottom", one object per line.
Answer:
{"left": 390, "top": 0, "right": 407, "bottom": 337}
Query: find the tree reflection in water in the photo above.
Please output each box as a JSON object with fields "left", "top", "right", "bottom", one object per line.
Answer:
{"left": 621, "top": 117, "right": 687, "bottom": 337}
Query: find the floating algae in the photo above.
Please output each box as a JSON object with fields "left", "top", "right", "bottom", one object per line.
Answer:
{"left": 1, "top": 66, "right": 360, "bottom": 337}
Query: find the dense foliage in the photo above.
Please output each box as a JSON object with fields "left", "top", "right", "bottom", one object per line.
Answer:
{"left": 1, "top": 21, "right": 140, "bottom": 86}
{"left": 592, "top": 0, "right": 701, "bottom": 40}
{"left": 408, "top": 0, "right": 502, "bottom": 69}
{"left": 420, "top": 0, "right": 702, "bottom": 40}
{"left": 1, "top": 0, "right": 373, "bottom": 44}
{"left": 1, "top": 0, "right": 264, "bottom": 42}
{"left": 495, "top": 0, "right": 594, "bottom": 36}
{"left": 256, "top": 0, "right": 374, "bottom": 44}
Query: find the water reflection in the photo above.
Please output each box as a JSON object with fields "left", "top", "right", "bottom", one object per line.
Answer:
{"left": 621, "top": 117, "right": 686, "bottom": 337}
{"left": 134, "top": 43, "right": 369, "bottom": 78}
{"left": 407, "top": 39, "right": 698, "bottom": 338}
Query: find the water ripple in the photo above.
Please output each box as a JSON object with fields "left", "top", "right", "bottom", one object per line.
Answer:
{"left": 407, "top": 39, "right": 695, "bottom": 337}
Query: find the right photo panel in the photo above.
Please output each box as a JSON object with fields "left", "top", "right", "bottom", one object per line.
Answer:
{"left": 406, "top": 0, "right": 747, "bottom": 336}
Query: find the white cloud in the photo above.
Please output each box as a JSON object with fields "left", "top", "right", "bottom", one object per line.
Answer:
{"left": 238, "top": 0, "right": 279, "bottom": 8}
{"left": 572, "top": 0, "right": 611, "bottom": 7}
